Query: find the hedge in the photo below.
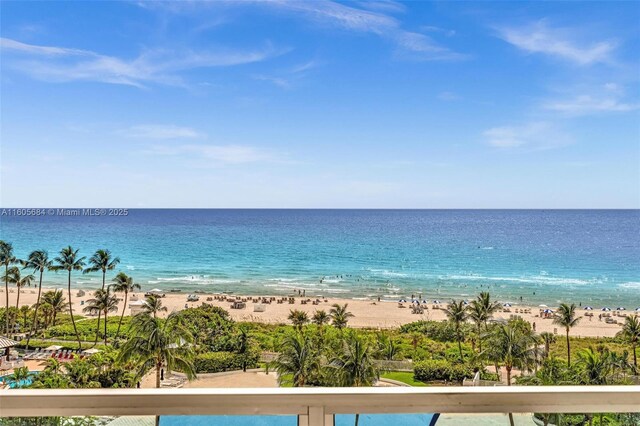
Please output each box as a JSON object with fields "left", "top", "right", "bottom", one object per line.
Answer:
{"left": 413, "top": 359, "right": 472, "bottom": 384}
{"left": 193, "top": 351, "right": 259, "bottom": 373}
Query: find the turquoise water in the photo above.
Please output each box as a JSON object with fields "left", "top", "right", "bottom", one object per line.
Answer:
{"left": 160, "top": 414, "right": 437, "bottom": 425}
{"left": 2, "top": 372, "right": 37, "bottom": 388}
{"left": 1, "top": 209, "right": 639, "bottom": 307}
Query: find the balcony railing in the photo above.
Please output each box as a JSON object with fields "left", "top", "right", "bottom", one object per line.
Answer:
{"left": 2, "top": 386, "right": 639, "bottom": 425}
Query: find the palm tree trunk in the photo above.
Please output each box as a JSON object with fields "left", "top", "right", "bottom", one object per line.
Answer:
{"left": 456, "top": 328, "right": 463, "bottom": 361}
{"left": 5, "top": 263, "right": 9, "bottom": 336}
{"left": 26, "top": 270, "right": 44, "bottom": 350}
{"left": 115, "top": 290, "right": 128, "bottom": 340}
{"left": 507, "top": 367, "right": 514, "bottom": 426}
{"left": 93, "top": 271, "right": 106, "bottom": 348}
{"left": 68, "top": 270, "right": 82, "bottom": 349}
{"left": 104, "top": 309, "right": 108, "bottom": 345}
{"left": 633, "top": 343, "right": 637, "bottom": 371}
{"left": 566, "top": 328, "right": 571, "bottom": 367}
{"left": 13, "top": 285, "right": 21, "bottom": 338}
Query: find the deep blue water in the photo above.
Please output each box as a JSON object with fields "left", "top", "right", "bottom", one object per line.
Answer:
{"left": 1, "top": 209, "right": 639, "bottom": 306}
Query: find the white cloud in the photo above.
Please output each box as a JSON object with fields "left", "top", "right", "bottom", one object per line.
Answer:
{"left": 421, "top": 25, "right": 456, "bottom": 37}
{"left": 543, "top": 83, "right": 639, "bottom": 115}
{"left": 0, "top": 37, "right": 284, "bottom": 87}
{"left": 148, "top": 143, "right": 272, "bottom": 164}
{"left": 121, "top": 125, "right": 203, "bottom": 139}
{"left": 438, "top": 91, "right": 459, "bottom": 101}
{"left": 545, "top": 95, "right": 639, "bottom": 114}
{"left": 483, "top": 122, "right": 572, "bottom": 150}
{"left": 146, "top": 1, "right": 465, "bottom": 61}
{"left": 496, "top": 20, "right": 616, "bottom": 65}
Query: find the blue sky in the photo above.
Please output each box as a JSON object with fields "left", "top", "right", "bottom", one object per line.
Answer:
{"left": 1, "top": 1, "right": 638, "bottom": 208}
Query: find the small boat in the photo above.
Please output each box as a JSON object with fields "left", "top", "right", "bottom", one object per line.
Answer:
{"left": 170, "top": 289, "right": 182, "bottom": 293}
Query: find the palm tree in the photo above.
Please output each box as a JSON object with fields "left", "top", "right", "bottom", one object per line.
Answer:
{"left": 119, "top": 311, "right": 196, "bottom": 396}
{"left": 22, "top": 250, "right": 52, "bottom": 349}
{"left": 51, "top": 246, "right": 86, "bottom": 349}
{"left": 618, "top": 315, "right": 640, "bottom": 371}
{"left": 540, "top": 332, "right": 556, "bottom": 360}
{"left": 553, "top": 303, "right": 581, "bottom": 367}
{"left": 273, "top": 332, "right": 319, "bottom": 387}
{"left": 576, "top": 348, "right": 611, "bottom": 385}
{"left": 330, "top": 303, "right": 354, "bottom": 329}
{"left": 485, "top": 323, "right": 538, "bottom": 426}
{"left": 41, "top": 290, "right": 68, "bottom": 327}
{"left": 110, "top": 272, "right": 140, "bottom": 340}
{"left": 84, "top": 250, "right": 120, "bottom": 347}
{"left": 83, "top": 289, "right": 119, "bottom": 345}
{"left": 9, "top": 268, "right": 34, "bottom": 337}
{"left": 331, "top": 333, "right": 379, "bottom": 426}
{"left": 288, "top": 309, "right": 309, "bottom": 330}
{"left": 312, "top": 310, "right": 330, "bottom": 326}
{"left": 143, "top": 295, "right": 167, "bottom": 318}
{"left": 234, "top": 326, "right": 253, "bottom": 372}
{"left": 0, "top": 240, "right": 17, "bottom": 336}
{"left": 444, "top": 299, "right": 468, "bottom": 362}
{"left": 377, "top": 334, "right": 400, "bottom": 361}
{"left": 469, "top": 292, "right": 501, "bottom": 350}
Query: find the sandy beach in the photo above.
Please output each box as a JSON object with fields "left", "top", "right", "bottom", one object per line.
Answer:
{"left": 3, "top": 287, "right": 630, "bottom": 338}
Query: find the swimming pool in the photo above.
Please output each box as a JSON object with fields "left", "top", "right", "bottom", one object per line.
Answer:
{"left": 1, "top": 372, "right": 38, "bottom": 388}
{"left": 160, "top": 413, "right": 438, "bottom": 425}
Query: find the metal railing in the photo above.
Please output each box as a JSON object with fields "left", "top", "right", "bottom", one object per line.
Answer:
{"left": 1, "top": 386, "right": 639, "bottom": 425}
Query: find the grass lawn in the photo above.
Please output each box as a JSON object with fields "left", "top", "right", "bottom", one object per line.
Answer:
{"left": 381, "top": 371, "right": 427, "bottom": 387}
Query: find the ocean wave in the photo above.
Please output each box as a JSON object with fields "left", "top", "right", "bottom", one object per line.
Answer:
{"left": 366, "top": 268, "right": 409, "bottom": 277}
{"left": 445, "top": 274, "right": 593, "bottom": 286}
{"left": 619, "top": 282, "right": 640, "bottom": 289}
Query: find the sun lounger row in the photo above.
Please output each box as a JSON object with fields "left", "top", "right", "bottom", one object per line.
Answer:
{"left": 24, "top": 348, "right": 86, "bottom": 361}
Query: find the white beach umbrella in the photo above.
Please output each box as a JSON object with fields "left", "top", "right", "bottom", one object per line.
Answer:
{"left": 584, "top": 306, "right": 593, "bottom": 310}
{"left": 399, "top": 299, "right": 406, "bottom": 303}
{"left": 433, "top": 300, "right": 441, "bottom": 304}
{"left": 539, "top": 304, "right": 548, "bottom": 308}
{"left": 503, "top": 303, "right": 512, "bottom": 307}
{"left": 616, "top": 307, "right": 626, "bottom": 311}
{"left": 601, "top": 307, "right": 611, "bottom": 311}
{"left": 543, "top": 309, "right": 554, "bottom": 314}
{"left": 635, "top": 307, "right": 640, "bottom": 312}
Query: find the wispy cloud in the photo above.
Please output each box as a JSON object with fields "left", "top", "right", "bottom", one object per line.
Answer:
{"left": 483, "top": 122, "right": 572, "bottom": 150}
{"left": 543, "top": 83, "right": 639, "bottom": 115}
{"left": 495, "top": 20, "right": 616, "bottom": 65}
{"left": 148, "top": 143, "right": 273, "bottom": 164}
{"left": 0, "top": 37, "right": 285, "bottom": 88}
{"left": 437, "top": 91, "right": 460, "bottom": 101}
{"left": 120, "top": 125, "right": 203, "bottom": 139}
{"left": 253, "top": 59, "right": 321, "bottom": 89}
{"left": 146, "top": 1, "right": 466, "bottom": 61}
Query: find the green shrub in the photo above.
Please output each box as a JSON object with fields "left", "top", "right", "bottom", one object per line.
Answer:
{"left": 400, "top": 321, "right": 470, "bottom": 343}
{"left": 413, "top": 359, "right": 472, "bottom": 384}
{"left": 194, "top": 351, "right": 259, "bottom": 373}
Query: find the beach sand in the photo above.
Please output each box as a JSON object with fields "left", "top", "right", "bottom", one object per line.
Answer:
{"left": 4, "top": 288, "right": 629, "bottom": 338}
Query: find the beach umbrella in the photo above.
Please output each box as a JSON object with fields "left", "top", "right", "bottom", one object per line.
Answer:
{"left": 539, "top": 304, "right": 548, "bottom": 308}
{"left": 636, "top": 307, "right": 640, "bottom": 312}
{"left": 45, "top": 345, "right": 62, "bottom": 351}
{"left": 433, "top": 300, "right": 441, "bottom": 304}
{"left": 584, "top": 306, "right": 593, "bottom": 310}
{"left": 601, "top": 307, "right": 611, "bottom": 311}
{"left": 399, "top": 299, "right": 406, "bottom": 303}
{"left": 503, "top": 303, "right": 512, "bottom": 307}
{"left": 616, "top": 307, "right": 626, "bottom": 311}
{"left": 463, "top": 300, "right": 469, "bottom": 305}
{"left": 422, "top": 299, "right": 428, "bottom": 304}
{"left": 543, "top": 309, "right": 554, "bottom": 314}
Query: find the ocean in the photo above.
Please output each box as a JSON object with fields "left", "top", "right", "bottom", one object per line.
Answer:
{"left": 1, "top": 209, "right": 639, "bottom": 307}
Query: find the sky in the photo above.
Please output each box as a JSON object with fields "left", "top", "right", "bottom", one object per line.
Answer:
{"left": 1, "top": 1, "right": 639, "bottom": 208}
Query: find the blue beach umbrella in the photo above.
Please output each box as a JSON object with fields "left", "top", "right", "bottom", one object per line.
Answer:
{"left": 433, "top": 300, "right": 441, "bottom": 304}
{"left": 503, "top": 303, "right": 512, "bottom": 307}
{"left": 543, "top": 309, "right": 554, "bottom": 314}
{"left": 636, "top": 307, "right": 640, "bottom": 312}
{"left": 399, "top": 299, "right": 407, "bottom": 303}
{"left": 584, "top": 306, "right": 593, "bottom": 310}
{"left": 601, "top": 307, "right": 611, "bottom": 311}
{"left": 616, "top": 307, "right": 626, "bottom": 311}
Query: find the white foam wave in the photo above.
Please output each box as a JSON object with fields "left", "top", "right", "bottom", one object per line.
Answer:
{"left": 619, "top": 282, "right": 640, "bottom": 289}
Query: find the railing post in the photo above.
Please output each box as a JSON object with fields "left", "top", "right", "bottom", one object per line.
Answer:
{"left": 308, "top": 406, "right": 326, "bottom": 426}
